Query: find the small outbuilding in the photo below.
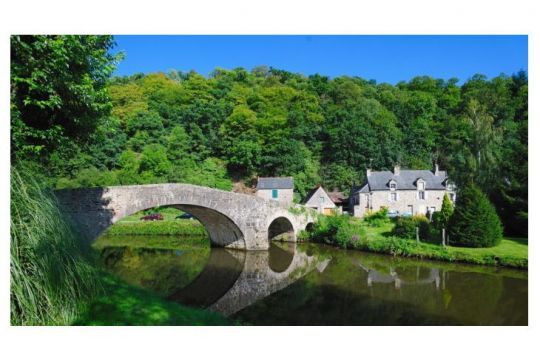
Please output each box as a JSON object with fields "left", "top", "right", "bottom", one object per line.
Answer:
{"left": 303, "top": 186, "right": 338, "bottom": 215}
{"left": 255, "top": 177, "right": 294, "bottom": 205}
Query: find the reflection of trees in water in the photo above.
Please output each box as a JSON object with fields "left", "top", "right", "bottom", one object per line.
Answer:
{"left": 99, "top": 246, "right": 210, "bottom": 296}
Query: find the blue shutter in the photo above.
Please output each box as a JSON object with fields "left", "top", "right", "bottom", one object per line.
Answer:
{"left": 272, "top": 189, "right": 278, "bottom": 199}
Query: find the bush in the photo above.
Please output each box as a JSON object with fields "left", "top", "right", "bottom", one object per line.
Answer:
{"left": 392, "top": 215, "right": 432, "bottom": 241}
{"left": 449, "top": 184, "right": 503, "bottom": 248}
{"left": 305, "top": 215, "right": 365, "bottom": 248}
{"left": 364, "top": 207, "right": 390, "bottom": 227}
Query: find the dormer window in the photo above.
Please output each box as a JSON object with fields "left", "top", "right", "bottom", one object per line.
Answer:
{"left": 389, "top": 180, "right": 397, "bottom": 191}
{"left": 417, "top": 179, "right": 425, "bottom": 191}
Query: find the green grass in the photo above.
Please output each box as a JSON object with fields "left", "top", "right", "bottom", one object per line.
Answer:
{"left": 309, "top": 216, "right": 528, "bottom": 269}
{"left": 74, "top": 273, "right": 231, "bottom": 326}
{"left": 106, "top": 207, "right": 208, "bottom": 236}
{"left": 106, "top": 220, "right": 208, "bottom": 236}
{"left": 10, "top": 167, "right": 101, "bottom": 325}
{"left": 360, "top": 221, "right": 527, "bottom": 268}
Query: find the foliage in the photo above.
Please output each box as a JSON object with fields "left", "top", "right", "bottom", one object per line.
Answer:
{"left": 392, "top": 215, "right": 432, "bottom": 241}
{"left": 10, "top": 37, "right": 528, "bottom": 236}
{"left": 432, "top": 193, "right": 454, "bottom": 230}
{"left": 10, "top": 167, "right": 101, "bottom": 325}
{"left": 302, "top": 216, "right": 526, "bottom": 268}
{"left": 364, "top": 207, "right": 390, "bottom": 227}
{"left": 11, "top": 35, "right": 121, "bottom": 160}
{"left": 449, "top": 184, "right": 503, "bottom": 247}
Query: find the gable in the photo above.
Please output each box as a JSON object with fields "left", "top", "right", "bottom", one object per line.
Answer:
{"left": 304, "top": 187, "right": 336, "bottom": 208}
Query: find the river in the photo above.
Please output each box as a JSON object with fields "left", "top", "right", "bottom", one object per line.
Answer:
{"left": 96, "top": 234, "right": 528, "bottom": 325}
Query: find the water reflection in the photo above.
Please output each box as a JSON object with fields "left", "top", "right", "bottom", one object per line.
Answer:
{"left": 98, "top": 239, "right": 527, "bottom": 325}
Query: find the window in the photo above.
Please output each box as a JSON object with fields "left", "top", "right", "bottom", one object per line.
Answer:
{"left": 319, "top": 196, "right": 325, "bottom": 204}
{"left": 390, "top": 193, "right": 397, "bottom": 202}
{"left": 418, "top": 182, "right": 425, "bottom": 190}
{"left": 272, "top": 189, "right": 278, "bottom": 199}
{"left": 390, "top": 183, "right": 396, "bottom": 191}
{"left": 419, "top": 191, "right": 425, "bottom": 200}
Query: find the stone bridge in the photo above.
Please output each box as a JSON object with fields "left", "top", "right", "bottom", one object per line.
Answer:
{"left": 54, "top": 183, "right": 316, "bottom": 250}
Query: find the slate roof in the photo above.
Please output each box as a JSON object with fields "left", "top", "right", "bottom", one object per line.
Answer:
{"left": 353, "top": 170, "right": 448, "bottom": 193}
{"left": 256, "top": 177, "right": 294, "bottom": 190}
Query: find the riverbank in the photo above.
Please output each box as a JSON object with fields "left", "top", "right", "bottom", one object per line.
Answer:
{"left": 74, "top": 272, "right": 231, "bottom": 325}
{"left": 304, "top": 218, "right": 528, "bottom": 269}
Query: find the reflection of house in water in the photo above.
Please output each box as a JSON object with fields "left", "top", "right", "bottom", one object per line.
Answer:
{"left": 356, "top": 260, "right": 440, "bottom": 290}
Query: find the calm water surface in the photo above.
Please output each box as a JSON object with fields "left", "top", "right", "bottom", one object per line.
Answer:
{"left": 97, "top": 235, "right": 528, "bottom": 325}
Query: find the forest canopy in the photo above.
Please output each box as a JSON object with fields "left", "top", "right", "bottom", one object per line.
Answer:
{"left": 10, "top": 36, "right": 528, "bottom": 236}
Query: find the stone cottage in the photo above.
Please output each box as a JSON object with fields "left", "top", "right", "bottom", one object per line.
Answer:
{"left": 349, "top": 165, "right": 456, "bottom": 218}
{"left": 303, "top": 186, "right": 338, "bottom": 215}
{"left": 255, "top": 177, "right": 294, "bottom": 205}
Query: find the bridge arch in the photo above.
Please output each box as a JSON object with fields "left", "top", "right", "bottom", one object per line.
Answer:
{"left": 268, "top": 216, "right": 295, "bottom": 242}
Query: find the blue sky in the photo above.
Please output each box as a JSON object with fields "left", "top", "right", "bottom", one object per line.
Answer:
{"left": 112, "top": 35, "right": 527, "bottom": 84}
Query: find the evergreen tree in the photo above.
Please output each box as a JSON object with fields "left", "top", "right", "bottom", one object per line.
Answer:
{"left": 433, "top": 193, "right": 454, "bottom": 230}
{"left": 449, "top": 184, "right": 503, "bottom": 247}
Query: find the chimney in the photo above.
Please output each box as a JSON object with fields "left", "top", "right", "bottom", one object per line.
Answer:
{"left": 393, "top": 165, "right": 400, "bottom": 175}
{"left": 366, "top": 168, "right": 372, "bottom": 177}
{"left": 434, "top": 164, "right": 440, "bottom": 176}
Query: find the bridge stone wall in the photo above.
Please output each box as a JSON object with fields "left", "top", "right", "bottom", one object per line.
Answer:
{"left": 54, "top": 183, "right": 316, "bottom": 250}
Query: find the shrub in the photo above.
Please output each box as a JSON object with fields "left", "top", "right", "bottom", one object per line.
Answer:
{"left": 392, "top": 215, "right": 432, "bottom": 241}
{"left": 305, "top": 215, "right": 366, "bottom": 248}
{"left": 364, "top": 207, "right": 390, "bottom": 227}
{"left": 449, "top": 184, "right": 503, "bottom": 248}
{"left": 335, "top": 223, "right": 366, "bottom": 248}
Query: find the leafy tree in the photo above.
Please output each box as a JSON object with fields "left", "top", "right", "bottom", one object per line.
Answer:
{"left": 139, "top": 144, "right": 172, "bottom": 178}
{"left": 167, "top": 125, "right": 191, "bottom": 163}
{"left": 11, "top": 35, "right": 121, "bottom": 159}
{"left": 449, "top": 184, "right": 503, "bottom": 247}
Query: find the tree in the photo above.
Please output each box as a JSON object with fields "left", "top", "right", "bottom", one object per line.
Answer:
{"left": 167, "top": 125, "right": 191, "bottom": 163}
{"left": 462, "top": 99, "right": 503, "bottom": 190}
{"left": 139, "top": 144, "right": 172, "bottom": 178}
{"left": 433, "top": 193, "right": 454, "bottom": 230}
{"left": 11, "top": 35, "right": 121, "bottom": 159}
{"left": 449, "top": 184, "right": 503, "bottom": 248}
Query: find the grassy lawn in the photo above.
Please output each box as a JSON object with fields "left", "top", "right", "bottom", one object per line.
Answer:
{"left": 345, "top": 219, "right": 528, "bottom": 269}
{"left": 105, "top": 207, "right": 208, "bottom": 236}
{"left": 74, "top": 273, "right": 230, "bottom": 326}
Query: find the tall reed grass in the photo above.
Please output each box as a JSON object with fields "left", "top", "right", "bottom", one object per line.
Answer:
{"left": 10, "top": 167, "right": 101, "bottom": 325}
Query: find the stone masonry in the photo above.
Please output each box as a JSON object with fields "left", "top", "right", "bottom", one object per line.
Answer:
{"left": 54, "top": 183, "right": 316, "bottom": 250}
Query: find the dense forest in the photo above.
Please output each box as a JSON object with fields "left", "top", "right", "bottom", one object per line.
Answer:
{"left": 11, "top": 35, "right": 528, "bottom": 236}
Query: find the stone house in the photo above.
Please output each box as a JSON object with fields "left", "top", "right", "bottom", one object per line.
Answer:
{"left": 349, "top": 165, "right": 456, "bottom": 218}
{"left": 303, "top": 186, "right": 338, "bottom": 215}
{"left": 255, "top": 177, "right": 294, "bottom": 205}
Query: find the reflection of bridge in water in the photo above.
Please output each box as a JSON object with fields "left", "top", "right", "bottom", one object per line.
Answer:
{"left": 169, "top": 243, "right": 330, "bottom": 316}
